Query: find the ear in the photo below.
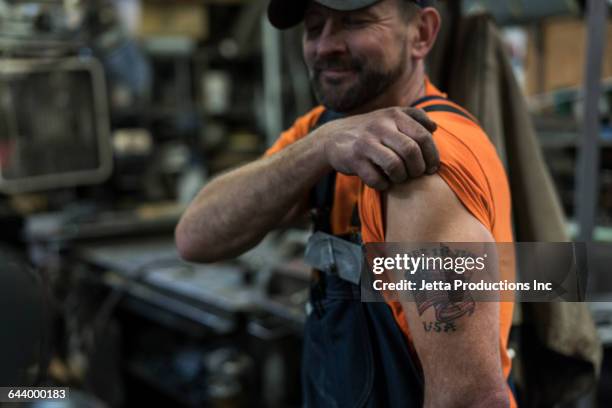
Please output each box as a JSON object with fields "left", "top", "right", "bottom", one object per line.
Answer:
{"left": 411, "top": 7, "right": 441, "bottom": 60}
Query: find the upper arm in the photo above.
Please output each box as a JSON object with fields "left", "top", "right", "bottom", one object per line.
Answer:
{"left": 385, "top": 175, "right": 509, "bottom": 407}
{"left": 385, "top": 173, "right": 491, "bottom": 243}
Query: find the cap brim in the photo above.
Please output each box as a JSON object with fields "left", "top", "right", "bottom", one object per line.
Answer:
{"left": 315, "top": 0, "right": 380, "bottom": 11}
{"left": 267, "top": 0, "right": 381, "bottom": 30}
{"left": 267, "top": 0, "right": 430, "bottom": 30}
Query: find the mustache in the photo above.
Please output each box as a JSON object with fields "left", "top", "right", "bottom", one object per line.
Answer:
{"left": 313, "top": 56, "right": 363, "bottom": 72}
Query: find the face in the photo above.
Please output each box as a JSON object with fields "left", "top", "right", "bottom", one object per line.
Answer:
{"left": 302, "top": 0, "right": 414, "bottom": 113}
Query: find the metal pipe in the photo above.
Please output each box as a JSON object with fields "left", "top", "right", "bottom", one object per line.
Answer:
{"left": 575, "top": 0, "right": 608, "bottom": 241}
{"left": 261, "top": 16, "right": 283, "bottom": 147}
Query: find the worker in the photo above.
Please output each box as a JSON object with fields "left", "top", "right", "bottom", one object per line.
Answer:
{"left": 176, "top": 0, "right": 515, "bottom": 407}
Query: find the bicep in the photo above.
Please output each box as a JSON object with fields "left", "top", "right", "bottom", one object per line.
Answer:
{"left": 385, "top": 175, "right": 507, "bottom": 407}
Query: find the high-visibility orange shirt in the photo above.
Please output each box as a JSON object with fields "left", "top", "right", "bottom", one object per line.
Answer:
{"left": 266, "top": 79, "right": 515, "bottom": 407}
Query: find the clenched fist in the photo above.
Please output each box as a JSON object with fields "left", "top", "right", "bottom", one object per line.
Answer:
{"left": 318, "top": 107, "right": 439, "bottom": 190}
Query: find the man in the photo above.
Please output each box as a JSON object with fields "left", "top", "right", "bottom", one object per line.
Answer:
{"left": 176, "top": 0, "right": 515, "bottom": 406}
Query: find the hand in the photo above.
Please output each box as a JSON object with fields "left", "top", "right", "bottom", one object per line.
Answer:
{"left": 320, "top": 107, "right": 439, "bottom": 190}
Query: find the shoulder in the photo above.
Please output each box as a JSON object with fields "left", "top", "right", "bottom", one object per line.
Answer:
{"left": 431, "top": 114, "right": 497, "bottom": 178}
{"left": 358, "top": 111, "right": 506, "bottom": 244}
{"left": 265, "top": 106, "right": 325, "bottom": 156}
{"left": 426, "top": 114, "right": 510, "bottom": 231}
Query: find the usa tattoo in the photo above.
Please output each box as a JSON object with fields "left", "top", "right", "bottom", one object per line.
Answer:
{"left": 412, "top": 245, "right": 476, "bottom": 331}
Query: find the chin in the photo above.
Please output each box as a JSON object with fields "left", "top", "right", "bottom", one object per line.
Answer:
{"left": 317, "top": 88, "right": 352, "bottom": 112}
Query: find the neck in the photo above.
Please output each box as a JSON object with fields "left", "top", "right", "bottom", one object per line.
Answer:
{"left": 347, "top": 60, "right": 427, "bottom": 116}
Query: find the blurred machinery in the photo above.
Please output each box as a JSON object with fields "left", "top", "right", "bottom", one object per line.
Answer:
{"left": 0, "top": 1, "right": 307, "bottom": 407}
{"left": 463, "top": 0, "right": 583, "bottom": 24}
{"left": 0, "top": 57, "right": 112, "bottom": 193}
{"left": 10, "top": 0, "right": 612, "bottom": 406}
{"left": 0, "top": 0, "right": 115, "bottom": 194}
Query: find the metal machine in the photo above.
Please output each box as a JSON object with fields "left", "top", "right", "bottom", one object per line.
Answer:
{"left": 0, "top": 57, "right": 112, "bottom": 193}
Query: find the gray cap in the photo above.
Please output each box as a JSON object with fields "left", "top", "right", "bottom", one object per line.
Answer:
{"left": 267, "top": 0, "right": 428, "bottom": 30}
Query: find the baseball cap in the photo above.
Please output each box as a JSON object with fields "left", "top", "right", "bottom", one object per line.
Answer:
{"left": 267, "top": 0, "right": 431, "bottom": 30}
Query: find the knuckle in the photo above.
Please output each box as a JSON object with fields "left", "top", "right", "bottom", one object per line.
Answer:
{"left": 412, "top": 108, "right": 428, "bottom": 122}
{"left": 414, "top": 128, "right": 432, "bottom": 144}
{"left": 365, "top": 134, "right": 383, "bottom": 150}
{"left": 384, "top": 156, "right": 403, "bottom": 174}
{"left": 396, "top": 116, "right": 418, "bottom": 133}
{"left": 353, "top": 136, "right": 370, "bottom": 154}
{"left": 399, "top": 141, "right": 415, "bottom": 159}
{"left": 403, "top": 140, "right": 419, "bottom": 158}
{"left": 407, "top": 149, "right": 421, "bottom": 164}
{"left": 391, "top": 107, "right": 404, "bottom": 117}
{"left": 404, "top": 107, "right": 418, "bottom": 117}
{"left": 403, "top": 129, "right": 422, "bottom": 143}
{"left": 364, "top": 121, "right": 380, "bottom": 134}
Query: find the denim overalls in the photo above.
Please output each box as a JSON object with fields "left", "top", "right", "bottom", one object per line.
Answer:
{"left": 301, "top": 110, "right": 418, "bottom": 408}
{"left": 300, "top": 98, "right": 486, "bottom": 408}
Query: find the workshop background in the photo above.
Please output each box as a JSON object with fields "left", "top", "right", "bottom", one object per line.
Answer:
{"left": 1, "top": 0, "right": 612, "bottom": 407}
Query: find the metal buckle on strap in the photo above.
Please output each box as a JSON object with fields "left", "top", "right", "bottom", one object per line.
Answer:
{"left": 304, "top": 232, "right": 364, "bottom": 285}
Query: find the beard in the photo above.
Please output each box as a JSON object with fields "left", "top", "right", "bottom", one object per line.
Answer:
{"left": 308, "top": 46, "right": 408, "bottom": 113}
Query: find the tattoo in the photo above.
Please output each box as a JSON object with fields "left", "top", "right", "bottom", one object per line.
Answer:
{"left": 422, "top": 321, "right": 457, "bottom": 332}
{"left": 412, "top": 245, "right": 477, "bottom": 331}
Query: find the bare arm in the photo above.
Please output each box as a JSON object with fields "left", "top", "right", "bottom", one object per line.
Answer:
{"left": 176, "top": 132, "right": 328, "bottom": 263}
{"left": 385, "top": 175, "right": 509, "bottom": 408}
{"left": 176, "top": 107, "right": 438, "bottom": 263}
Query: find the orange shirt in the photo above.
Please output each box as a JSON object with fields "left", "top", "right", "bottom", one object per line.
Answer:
{"left": 266, "top": 79, "right": 515, "bottom": 406}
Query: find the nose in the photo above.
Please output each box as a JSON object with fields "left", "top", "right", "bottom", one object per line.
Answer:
{"left": 316, "top": 19, "right": 348, "bottom": 58}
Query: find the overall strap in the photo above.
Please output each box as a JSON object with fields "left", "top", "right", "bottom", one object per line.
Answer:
{"left": 411, "top": 95, "right": 479, "bottom": 125}
{"left": 311, "top": 171, "right": 337, "bottom": 234}
{"left": 310, "top": 109, "right": 343, "bottom": 235}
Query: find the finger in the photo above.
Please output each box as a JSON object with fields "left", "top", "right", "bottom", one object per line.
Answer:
{"left": 401, "top": 107, "right": 437, "bottom": 133}
{"left": 357, "top": 161, "right": 390, "bottom": 191}
{"left": 394, "top": 111, "right": 440, "bottom": 174}
{"left": 365, "top": 142, "right": 408, "bottom": 183}
{"left": 379, "top": 129, "right": 428, "bottom": 179}
{"left": 399, "top": 136, "right": 427, "bottom": 178}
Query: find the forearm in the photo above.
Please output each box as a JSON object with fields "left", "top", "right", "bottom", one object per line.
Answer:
{"left": 412, "top": 301, "right": 508, "bottom": 408}
{"left": 432, "top": 390, "right": 509, "bottom": 408}
{"left": 176, "top": 130, "right": 330, "bottom": 262}
{"left": 424, "top": 386, "right": 509, "bottom": 408}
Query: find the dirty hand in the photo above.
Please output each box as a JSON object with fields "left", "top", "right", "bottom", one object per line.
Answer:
{"left": 321, "top": 107, "right": 439, "bottom": 190}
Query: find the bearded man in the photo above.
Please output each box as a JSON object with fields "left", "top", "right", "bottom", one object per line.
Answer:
{"left": 176, "top": 1, "right": 515, "bottom": 406}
